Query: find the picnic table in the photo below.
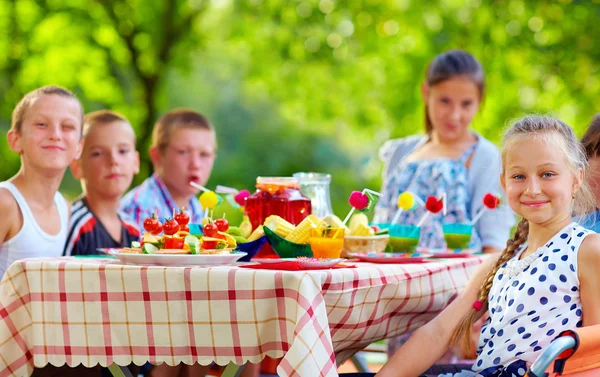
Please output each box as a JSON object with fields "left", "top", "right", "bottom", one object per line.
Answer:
{"left": 0, "top": 255, "right": 485, "bottom": 377}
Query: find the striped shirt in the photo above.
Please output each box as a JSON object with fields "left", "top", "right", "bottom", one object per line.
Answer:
{"left": 64, "top": 198, "right": 141, "bottom": 256}
{"left": 120, "top": 173, "right": 205, "bottom": 231}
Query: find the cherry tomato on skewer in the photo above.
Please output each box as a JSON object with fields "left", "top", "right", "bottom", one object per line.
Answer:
{"left": 152, "top": 222, "right": 163, "bottom": 235}
{"left": 174, "top": 208, "right": 190, "bottom": 226}
{"left": 143, "top": 214, "right": 159, "bottom": 233}
{"left": 203, "top": 222, "right": 218, "bottom": 237}
{"left": 214, "top": 218, "right": 229, "bottom": 232}
{"left": 163, "top": 218, "right": 180, "bottom": 236}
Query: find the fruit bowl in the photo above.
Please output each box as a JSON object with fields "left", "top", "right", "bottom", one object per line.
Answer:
{"left": 343, "top": 234, "right": 390, "bottom": 257}
{"left": 263, "top": 226, "right": 313, "bottom": 258}
{"left": 235, "top": 236, "right": 268, "bottom": 262}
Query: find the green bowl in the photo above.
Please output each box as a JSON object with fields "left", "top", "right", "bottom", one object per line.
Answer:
{"left": 263, "top": 226, "right": 313, "bottom": 258}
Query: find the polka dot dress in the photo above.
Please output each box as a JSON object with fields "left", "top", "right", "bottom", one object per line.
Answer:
{"left": 440, "top": 222, "right": 591, "bottom": 377}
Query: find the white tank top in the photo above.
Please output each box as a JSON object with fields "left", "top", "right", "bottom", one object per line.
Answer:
{"left": 0, "top": 182, "right": 69, "bottom": 278}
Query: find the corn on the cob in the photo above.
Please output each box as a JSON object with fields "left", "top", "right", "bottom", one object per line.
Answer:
{"left": 285, "top": 216, "right": 320, "bottom": 244}
{"left": 264, "top": 215, "right": 294, "bottom": 238}
{"left": 351, "top": 222, "right": 375, "bottom": 236}
{"left": 247, "top": 226, "right": 265, "bottom": 242}
{"left": 307, "top": 214, "right": 326, "bottom": 228}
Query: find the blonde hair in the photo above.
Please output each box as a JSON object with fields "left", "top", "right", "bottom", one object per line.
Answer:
{"left": 151, "top": 109, "right": 214, "bottom": 152}
{"left": 450, "top": 114, "right": 596, "bottom": 355}
{"left": 11, "top": 85, "right": 83, "bottom": 133}
{"left": 83, "top": 110, "right": 132, "bottom": 139}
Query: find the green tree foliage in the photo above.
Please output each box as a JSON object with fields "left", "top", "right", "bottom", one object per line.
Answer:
{"left": 0, "top": 0, "right": 599, "bottom": 217}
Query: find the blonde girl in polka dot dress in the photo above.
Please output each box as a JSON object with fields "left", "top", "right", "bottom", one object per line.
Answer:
{"left": 375, "top": 115, "right": 600, "bottom": 377}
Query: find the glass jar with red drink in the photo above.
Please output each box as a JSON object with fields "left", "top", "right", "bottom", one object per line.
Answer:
{"left": 245, "top": 177, "right": 312, "bottom": 230}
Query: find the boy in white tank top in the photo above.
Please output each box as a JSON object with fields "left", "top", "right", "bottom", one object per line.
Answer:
{"left": 0, "top": 86, "right": 83, "bottom": 278}
{"left": 0, "top": 86, "right": 103, "bottom": 377}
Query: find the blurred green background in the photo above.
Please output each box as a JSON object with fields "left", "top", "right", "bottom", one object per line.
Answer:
{"left": 0, "top": 0, "right": 599, "bottom": 220}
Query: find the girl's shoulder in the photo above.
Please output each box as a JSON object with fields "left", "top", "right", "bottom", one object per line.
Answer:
{"left": 578, "top": 232, "right": 600, "bottom": 264}
{"left": 472, "top": 134, "right": 501, "bottom": 157}
{"left": 379, "top": 135, "right": 426, "bottom": 165}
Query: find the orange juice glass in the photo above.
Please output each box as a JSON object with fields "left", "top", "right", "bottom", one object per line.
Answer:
{"left": 309, "top": 228, "right": 345, "bottom": 259}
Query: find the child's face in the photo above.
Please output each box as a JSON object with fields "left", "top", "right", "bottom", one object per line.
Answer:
{"left": 9, "top": 94, "right": 82, "bottom": 172}
{"left": 73, "top": 121, "right": 139, "bottom": 199}
{"left": 502, "top": 137, "right": 581, "bottom": 225}
{"left": 153, "top": 127, "right": 216, "bottom": 198}
{"left": 423, "top": 76, "right": 481, "bottom": 142}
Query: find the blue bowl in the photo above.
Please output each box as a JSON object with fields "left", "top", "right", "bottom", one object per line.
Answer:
{"left": 236, "top": 235, "right": 268, "bottom": 262}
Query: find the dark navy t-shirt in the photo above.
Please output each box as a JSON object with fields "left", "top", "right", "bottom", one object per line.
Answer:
{"left": 63, "top": 198, "right": 141, "bottom": 256}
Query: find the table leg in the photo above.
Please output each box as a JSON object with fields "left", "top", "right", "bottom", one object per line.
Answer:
{"left": 107, "top": 363, "right": 134, "bottom": 377}
{"left": 351, "top": 353, "right": 371, "bottom": 373}
{"left": 221, "top": 362, "right": 245, "bottom": 377}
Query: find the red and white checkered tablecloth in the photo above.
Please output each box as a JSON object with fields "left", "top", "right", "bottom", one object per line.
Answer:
{"left": 0, "top": 256, "right": 484, "bottom": 377}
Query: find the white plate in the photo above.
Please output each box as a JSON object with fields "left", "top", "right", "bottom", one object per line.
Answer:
{"left": 109, "top": 250, "right": 247, "bottom": 266}
{"left": 253, "top": 258, "right": 344, "bottom": 268}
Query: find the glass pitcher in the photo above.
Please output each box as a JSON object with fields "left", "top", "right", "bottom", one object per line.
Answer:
{"left": 293, "top": 172, "right": 334, "bottom": 219}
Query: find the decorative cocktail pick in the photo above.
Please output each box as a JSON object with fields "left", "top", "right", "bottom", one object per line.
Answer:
{"left": 416, "top": 192, "right": 446, "bottom": 227}
{"left": 214, "top": 185, "right": 250, "bottom": 210}
{"left": 471, "top": 193, "right": 502, "bottom": 225}
{"left": 390, "top": 191, "right": 425, "bottom": 225}
{"left": 234, "top": 190, "right": 251, "bottom": 207}
{"left": 190, "top": 181, "right": 223, "bottom": 218}
{"left": 342, "top": 188, "right": 381, "bottom": 226}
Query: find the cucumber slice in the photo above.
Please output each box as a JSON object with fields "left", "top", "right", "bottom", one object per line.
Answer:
{"left": 142, "top": 243, "right": 159, "bottom": 254}
{"left": 184, "top": 234, "right": 200, "bottom": 254}
{"left": 131, "top": 241, "right": 141, "bottom": 248}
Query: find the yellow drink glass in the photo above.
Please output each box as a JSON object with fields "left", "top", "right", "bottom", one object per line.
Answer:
{"left": 309, "top": 228, "right": 345, "bottom": 259}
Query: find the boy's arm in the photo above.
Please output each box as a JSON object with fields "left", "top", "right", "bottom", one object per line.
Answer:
{"left": 0, "top": 189, "right": 20, "bottom": 249}
{"left": 376, "top": 254, "right": 500, "bottom": 377}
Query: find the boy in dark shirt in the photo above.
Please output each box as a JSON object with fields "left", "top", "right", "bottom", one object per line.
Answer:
{"left": 64, "top": 110, "right": 140, "bottom": 256}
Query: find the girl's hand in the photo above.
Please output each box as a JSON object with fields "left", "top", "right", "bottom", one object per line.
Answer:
{"left": 482, "top": 246, "right": 502, "bottom": 254}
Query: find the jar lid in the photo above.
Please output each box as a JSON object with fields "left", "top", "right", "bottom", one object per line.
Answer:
{"left": 293, "top": 172, "right": 331, "bottom": 184}
{"left": 256, "top": 176, "right": 300, "bottom": 189}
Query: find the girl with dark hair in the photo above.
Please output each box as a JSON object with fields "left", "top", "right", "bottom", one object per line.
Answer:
{"left": 375, "top": 49, "right": 514, "bottom": 254}
{"left": 374, "top": 50, "right": 516, "bottom": 363}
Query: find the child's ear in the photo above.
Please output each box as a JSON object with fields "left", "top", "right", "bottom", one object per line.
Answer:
{"left": 70, "top": 159, "right": 83, "bottom": 180}
{"left": 573, "top": 167, "right": 584, "bottom": 195}
{"left": 133, "top": 151, "right": 140, "bottom": 174}
{"left": 421, "top": 82, "right": 430, "bottom": 103}
{"left": 148, "top": 146, "right": 161, "bottom": 168}
{"left": 74, "top": 139, "right": 83, "bottom": 160}
{"left": 500, "top": 173, "right": 506, "bottom": 193}
{"left": 6, "top": 129, "right": 23, "bottom": 154}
